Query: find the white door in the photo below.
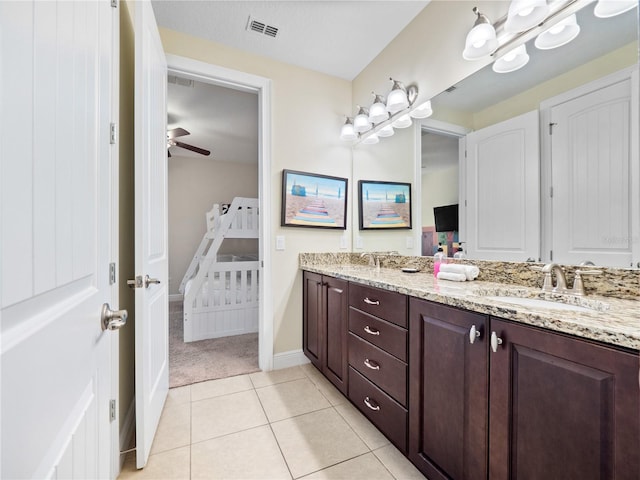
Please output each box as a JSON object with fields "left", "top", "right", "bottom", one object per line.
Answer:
{"left": 465, "top": 110, "right": 540, "bottom": 262}
{"left": 549, "top": 75, "right": 634, "bottom": 267}
{"left": 134, "top": 0, "right": 170, "bottom": 469}
{"left": 1, "top": 1, "right": 119, "bottom": 478}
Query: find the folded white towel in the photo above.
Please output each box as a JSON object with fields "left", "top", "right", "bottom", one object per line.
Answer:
{"left": 437, "top": 271, "right": 467, "bottom": 282}
{"left": 439, "top": 263, "right": 479, "bottom": 281}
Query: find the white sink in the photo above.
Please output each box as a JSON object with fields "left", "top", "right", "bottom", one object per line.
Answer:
{"left": 485, "top": 296, "right": 594, "bottom": 313}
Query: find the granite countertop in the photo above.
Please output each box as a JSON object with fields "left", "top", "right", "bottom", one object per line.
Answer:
{"left": 302, "top": 263, "right": 640, "bottom": 351}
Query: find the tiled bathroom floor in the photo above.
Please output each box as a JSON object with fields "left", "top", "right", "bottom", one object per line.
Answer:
{"left": 118, "top": 365, "right": 426, "bottom": 479}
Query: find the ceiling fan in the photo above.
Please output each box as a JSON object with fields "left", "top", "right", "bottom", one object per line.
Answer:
{"left": 166, "top": 127, "right": 211, "bottom": 158}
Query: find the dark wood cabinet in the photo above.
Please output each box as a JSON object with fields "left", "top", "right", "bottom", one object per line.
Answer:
{"left": 302, "top": 271, "right": 348, "bottom": 394}
{"left": 489, "top": 317, "right": 640, "bottom": 480}
{"left": 409, "top": 297, "right": 640, "bottom": 480}
{"left": 409, "top": 297, "right": 489, "bottom": 480}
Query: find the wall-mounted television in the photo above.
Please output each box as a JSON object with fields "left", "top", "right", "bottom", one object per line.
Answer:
{"left": 433, "top": 204, "right": 458, "bottom": 232}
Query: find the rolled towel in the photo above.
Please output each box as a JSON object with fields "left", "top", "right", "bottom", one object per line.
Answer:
{"left": 437, "top": 271, "right": 467, "bottom": 282}
{"left": 439, "top": 263, "right": 479, "bottom": 281}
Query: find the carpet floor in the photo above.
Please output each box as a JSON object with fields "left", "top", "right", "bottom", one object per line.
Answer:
{"left": 169, "top": 302, "right": 260, "bottom": 388}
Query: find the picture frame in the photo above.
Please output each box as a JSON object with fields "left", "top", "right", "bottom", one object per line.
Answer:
{"left": 281, "top": 169, "right": 348, "bottom": 229}
{"left": 358, "top": 180, "right": 412, "bottom": 230}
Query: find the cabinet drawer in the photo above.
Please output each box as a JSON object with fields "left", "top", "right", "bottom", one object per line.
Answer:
{"left": 349, "top": 283, "right": 407, "bottom": 327}
{"left": 349, "top": 367, "right": 407, "bottom": 453}
{"left": 348, "top": 333, "right": 407, "bottom": 406}
{"left": 349, "top": 307, "right": 407, "bottom": 362}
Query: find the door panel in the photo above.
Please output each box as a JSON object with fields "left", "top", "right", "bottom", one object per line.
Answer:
{"left": 324, "top": 276, "right": 348, "bottom": 393}
{"left": 134, "top": 0, "right": 169, "bottom": 469}
{"left": 303, "top": 271, "right": 322, "bottom": 368}
{"left": 0, "top": 1, "right": 116, "bottom": 477}
{"left": 465, "top": 110, "right": 540, "bottom": 261}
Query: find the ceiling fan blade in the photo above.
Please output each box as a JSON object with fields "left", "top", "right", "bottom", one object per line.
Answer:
{"left": 167, "top": 127, "right": 190, "bottom": 139}
{"left": 174, "top": 140, "right": 211, "bottom": 156}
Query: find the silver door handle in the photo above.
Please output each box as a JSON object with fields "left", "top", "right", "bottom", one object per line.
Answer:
{"left": 491, "top": 331, "right": 503, "bottom": 353}
{"left": 364, "top": 358, "right": 380, "bottom": 370}
{"left": 144, "top": 275, "right": 161, "bottom": 288}
{"left": 364, "top": 326, "right": 380, "bottom": 336}
{"left": 364, "top": 396, "right": 380, "bottom": 411}
{"left": 469, "top": 324, "right": 481, "bottom": 344}
{"left": 101, "top": 303, "right": 128, "bottom": 331}
{"left": 363, "top": 297, "right": 380, "bottom": 306}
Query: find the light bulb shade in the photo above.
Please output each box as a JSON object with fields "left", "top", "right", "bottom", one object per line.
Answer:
{"left": 463, "top": 23, "right": 498, "bottom": 60}
{"left": 386, "top": 80, "right": 409, "bottom": 114}
{"left": 534, "top": 14, "right": 580, "bottom": 50}
{"left": 505, "top": 0, "right": 550, "bottom": 33}
{"left": 493, "top": 44, "right": 530, "bottom": 73}
{"left": 368, "top": 95, "right": 389, "bottom": 123}
{"left": 362, "top": 133, "right": 379, "bottom": 145}
{"left": 378, "top": 124, "right": 395, "bottom": 137}
{"left": 594, "top": 0, "right": 638, "bottom": 18}
{"left": 353, "top": 107, "right": 372, "bottom": 133}
{"left": 340, "top": 118, "right": 357, "bottom": 141}
{"left": 392, "top": 114, "right": 412, "bottom": 129}
{"left": 410, "top": 100, "right": 433, "bottom": 119}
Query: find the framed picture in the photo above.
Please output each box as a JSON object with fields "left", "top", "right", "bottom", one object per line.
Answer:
{"left": 358, "top": 180, "right": 412, "bottom": 230}
{"left": 281, "top": 169, "right": 348, "bottom": 229}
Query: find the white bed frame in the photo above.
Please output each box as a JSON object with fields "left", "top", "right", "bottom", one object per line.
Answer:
{"left": 180, "top": 197, "right": 259, "bottom": 342}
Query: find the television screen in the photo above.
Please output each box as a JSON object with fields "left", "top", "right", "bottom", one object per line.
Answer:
{"left": 433, "top": 204, "right": 458, "bottom": 232}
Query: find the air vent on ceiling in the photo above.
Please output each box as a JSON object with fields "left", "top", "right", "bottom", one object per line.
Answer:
{"left": 444, "top": 85, "right": 457, "bottom": 93}
{"left": 247, "top": 16, "right": 279, "bottom": 38}
{"left": 168, "top": 75, "right": 194, "bottom": 88}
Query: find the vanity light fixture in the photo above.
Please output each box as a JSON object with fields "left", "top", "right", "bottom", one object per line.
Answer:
{"left": 409, "top": 100, "right": 434, "bottom": 119}
{"left": 462, "top": 7, "right": 498, "bottom": 60}
{"left": 361, "top": 133, "right": 380, "bottom": 145}
{"left": 340, "top": 117, "right": 357, "bottom": 141}
{"left": 368, "top": 93, "right": 389, "bottom": 124}
{"left": 392, "top": 114, "right": 413, "bottom": 129}
{"left": 594, "top": 0, "right": 638, "bottom": 18}
{"left": 377, "top": 124, "right": 395, "bottom": 137}
{"left": 353, "top": 106, "right": 372, "bottom": 133}
{"left": 386, "top": 79, "right": 410, "bottom": 114}
{"left": 493, "top": 44, "right": 530, "bottom": 72}
{"left": 534, "top": 13, "right": 580, "bottom": 49}
{"left": 505, "top": 0, "right": 550, "bottom": 33}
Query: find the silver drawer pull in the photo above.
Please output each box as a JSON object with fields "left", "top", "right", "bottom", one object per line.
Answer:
{"left": 364, "top": 358, "right": 380, "bottom": 370}
{"left": 364, "top": 325, "right": 380, "bottom": 336}
{"left": 363, "top": 297, "right": 380, "bottom": 306}
{"left": 364, "top": 396, "right": 380, "bottom": 411}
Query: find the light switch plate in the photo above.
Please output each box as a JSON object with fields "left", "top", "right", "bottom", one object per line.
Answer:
{"left": 356, "top": 236, "right": 364, "bottom": 249}
{"left": 340, "top": 234, "right": 348, "bottom": 249}
{"left": 406, "top": 236, "right": 414, "bottom": 249}
{"left": 276, "top": 235, "right": 285, "bottom": 251}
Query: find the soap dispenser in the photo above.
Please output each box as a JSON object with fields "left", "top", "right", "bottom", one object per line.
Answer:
{"left": 434, "top": 243, "right": 446, "bottom": 277}
{"left": 454, "top": 242, "right": 466, "bottom": 259}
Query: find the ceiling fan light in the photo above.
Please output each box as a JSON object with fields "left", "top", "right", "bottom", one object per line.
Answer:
{"left": 361, "top": 133, "right": 380, "bottom": 145}
{"left": 378, "top": 124, "right": 395, "bottom": 137}
{"left": 368, "top": 94, "right": 389, "bottom": 123}
{"left": 392, "top": 114, "right": 412, "bottom": 129}
{"left": 462, "top": 9, "right": 497, "bottom": 60}
{"left": 340, "top": 117, "right": 357, "bottom": 141}
{"left": 505, "top": 0, "right": 550, "bottom": 33}
{"left": 410, "top": 100, "right": 433, "bottom": 119}
{"left": 493, "top": 44, "right": 530, "bottom": 73}
{"left": 386, "top": 79, "right": 410, "bottom": 114}
{"left": 534, "top": 14, "right": 580, "bottom": 50}
{"left": 594, "top": 0, "right": 638, "bottom": 18}
{"left": 353, "top": 106, "right": 372, "bottom": 133}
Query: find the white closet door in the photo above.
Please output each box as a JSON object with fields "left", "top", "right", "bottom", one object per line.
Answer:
{"left": 465, "top": 110, "right": 540, "bottom": 261}
{"left": 550, "top": 78, "right": 633, "bottom": 267}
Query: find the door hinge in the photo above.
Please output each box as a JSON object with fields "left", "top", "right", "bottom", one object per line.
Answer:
{"left": 549, "top": 122, "right": 557, "bottom": 135}
{"left": 109, "top": 399, "right": 116, "bottom": 422}
{"left": 550, "top": 250, "right": 553, "bottom": 261}
{"left": 110, "top": 123, "right": 117, "bottom": 144}
{"left": 109, "top": 263, "right": 116, "bottom": 285}
{"left": 550, "top": 186, "right": 553, "bottom": 198}
{"left": 111, "top": 0, "right": 118, "bottom": 8}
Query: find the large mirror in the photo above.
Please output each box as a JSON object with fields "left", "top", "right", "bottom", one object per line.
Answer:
{"left": 418, "top": 3, "right": 638, "bottom": 267}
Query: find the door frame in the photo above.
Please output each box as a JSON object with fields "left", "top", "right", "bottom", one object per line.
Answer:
{"left": 165, "top": 54, "right": 274, "bottom": 370}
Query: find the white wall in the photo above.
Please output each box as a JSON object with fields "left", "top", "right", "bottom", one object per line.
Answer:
{"left": 168, "top": 157, "right": 258, "bottom": 295}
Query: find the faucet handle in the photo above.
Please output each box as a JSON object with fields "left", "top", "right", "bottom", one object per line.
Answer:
{"left": 572, "top": 269, "right": 602, "bottom": 296}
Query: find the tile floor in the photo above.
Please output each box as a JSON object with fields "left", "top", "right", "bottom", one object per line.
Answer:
{"left": 119, "top": 365, "right": 426, "bottom": 479}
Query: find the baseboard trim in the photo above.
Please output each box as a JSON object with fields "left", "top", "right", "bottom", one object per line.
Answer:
{"left": 169, "top": 294, "right": 183, "bottom": 302}
{"left": 272, "top": 349, "right": 310, "bottom": 370}
{"left": 119, "top": 398, "right": 136, "bottom": 471}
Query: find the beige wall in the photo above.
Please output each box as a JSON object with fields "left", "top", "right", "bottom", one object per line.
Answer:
{"left": 422, "top": 166, "right": 459, "bottom": 227}
{"left": 118, "top": 0, "right": 136, "bottom": 438}
{"left": 159, "top": 28, "right": 352, "bottom": 355}
{"left": 168, "top": 157, "right": 258, "bottom": 295}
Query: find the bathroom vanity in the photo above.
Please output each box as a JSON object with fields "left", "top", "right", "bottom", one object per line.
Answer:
{"left": 301, "top": 254, "right": 640, "bottom": 480}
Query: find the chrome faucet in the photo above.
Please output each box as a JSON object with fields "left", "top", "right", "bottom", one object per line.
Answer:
{"left": 360, "top": 252, "right": 380, "bottom": 269}
{"left": 540, "top": 263, "right": 568, "bottom": 293}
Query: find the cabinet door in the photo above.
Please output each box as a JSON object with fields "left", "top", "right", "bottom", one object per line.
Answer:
{"left": 323, "top": 276, "right": 348, "bottom": 394}
{"left": 489, "top": 318, "right": 640, "bottom": 480}
{"left": 302, "top": 271, "right": 323, "bottom": 369}
{"left": 409, "top": 298, "right": 489, "bottom": 480}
